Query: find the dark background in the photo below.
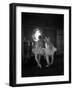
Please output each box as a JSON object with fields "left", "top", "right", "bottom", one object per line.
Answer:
{"left": 22, "top": 12, "right": 64, "bottom": 77}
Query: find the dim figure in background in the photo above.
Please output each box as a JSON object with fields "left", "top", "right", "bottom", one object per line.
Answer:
{"left": 23, "top": 38, "right": 31, "bottom": 63}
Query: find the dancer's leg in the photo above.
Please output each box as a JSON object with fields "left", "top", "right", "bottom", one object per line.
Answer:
{"left": 51, "top": 54, "right": 54, "bottom": 64}
{"left": 35, "top": 54, "right": 42, "bottom": 68}
{"left": 45, "top": 55, "right": 50, "bottom": 67}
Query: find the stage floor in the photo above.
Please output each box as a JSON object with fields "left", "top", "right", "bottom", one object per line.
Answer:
{"left": 22, "top": 54, "right": 64, "bottom": 77}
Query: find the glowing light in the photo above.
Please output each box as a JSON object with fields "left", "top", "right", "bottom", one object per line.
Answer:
{"left": 32, "top": 29, "right": 41, "bottom": 42}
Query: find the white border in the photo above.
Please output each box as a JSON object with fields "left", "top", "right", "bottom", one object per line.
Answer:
{"left": 16, "top": 6, "right": 69, "bottom": 84}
